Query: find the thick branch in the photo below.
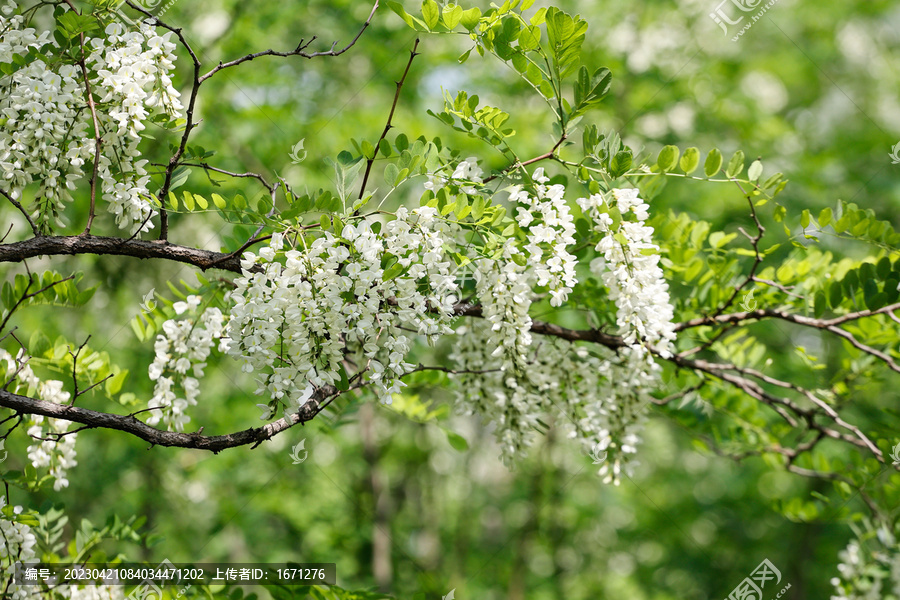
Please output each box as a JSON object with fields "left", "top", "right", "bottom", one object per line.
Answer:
{"left": 0, "top": 387, "right": 333, "bottom": 453}
{"left": 0, "top": 235, "right": 244, "bottom": 273}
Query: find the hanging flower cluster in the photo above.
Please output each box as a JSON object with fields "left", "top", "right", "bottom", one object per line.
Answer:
{"left": 226, "top": 210, "right": 461, "bottom": 413}
{"left": 451, "top": 322, "right": 603, "bottom": 462}
{"left": 0, "top": 494, "right": 123, "bottom": 600}
{"left": 424, "top": 155, "right": 483, "bottom": 194}
{"left": 830, "top": 530, "right": 900, "bottom": 600}
{"left": 147, "top": 296, "right": 229, "bottom": 432}
{"left": 0, "top": 4, "right": 182, "bottom": 233}
{"left": 473, "top": 239, "right": 535, "bottom": 369}
{"left": 0, "top": 349, "right": 78, "bottom": 491}
{"left": 578, "top": 187, "right": 676, "bottom": 353}
{"left": 509, "top": 168, "right": 578, "bottom": 307}
{"left": 443, "top": 178, "right": 675, "bottom": 483}
{"left": 573, "top": 186, "right": 676, "bottom": 481}
{"left": 0, "top": 495, "right": 37, "bottom": 600}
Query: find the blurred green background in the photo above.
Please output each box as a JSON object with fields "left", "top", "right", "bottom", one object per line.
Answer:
{"left": 8, "top": 0, "right": 900, "bottom": 598}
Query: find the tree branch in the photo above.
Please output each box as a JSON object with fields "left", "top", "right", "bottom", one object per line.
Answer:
{"left": 0, "top": 235, "right": 245, "bottom": 273}
{"left": 0, "top": 190, "right": 40, "bottom": 237}
{"left": 358, "top": 37, "right": 420, "bottom": 201}
{"left": 198, "top": 0, "right": 380, "bottom": 83}
{"left": 0, "top": 386, "right": 335, "bottom": 453}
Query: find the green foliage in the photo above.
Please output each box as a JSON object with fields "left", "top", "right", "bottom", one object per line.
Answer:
{"left": 3, "top": 1, "right": 900, "bottom": 599}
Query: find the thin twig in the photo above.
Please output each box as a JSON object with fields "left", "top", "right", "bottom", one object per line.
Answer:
{"left": 0, "top": 190, "right": 39, "bottom": 236}
{"left": 198, "top": 0, "right": 380, "bottom": 83}
{"left": 358, "top": 37, "right": 420, "bottom": 201}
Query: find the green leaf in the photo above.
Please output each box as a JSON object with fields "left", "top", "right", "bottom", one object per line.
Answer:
{"left": 387, "top": 1, "right": 422, "bottom": 29}
{"left": 384, "top": 164, "right": 400, "bottom": 188}
{"left": 442, "top": 4, "right": 463, "bottom": 28}
{"left": 530, "top": 7, "right": 548, "bottom": 25}
{"left": 383, "top": 262, "right": 405, "bottom": 282}
{"left": 421, "top": 0, "right": 440, "bottom": 29}
{"left": 445, "top": 429, "right": 469, "bottom": 451}
{"left": 814, "top": 291, "right": 827, "bottom": 317}
{"left": 726, "top": 150, "right": 745, "bottom": 178}
{"left": 748, "top": 159, "right": 763, "bottom": 182}
{"left": 169, "top": 166, "right": 189, "bottom": 190}
{"left": 105, "top": 369, "right": 128, "bottom": 396}
{"left": 876, "top": 256, "right": 891, "bottom": 280}
{"left": 460, "top": 7, "right": 482, "bottom": 30}
{"left": 828, "top": 281, "right": 843, "bottom": 308}
{"left": 708, "top": 231, "right": 737, "bottom": 249}
{"left": 211, "top": 193, "right": 226, "bottom": 209}
{"left": 472, "top": 196, "right": 486, "bottom": 220}
{"left": 336, "top": 364, "right": 350, "bottom": 392}
{"left": 704, "top": 148, "right": 723, "bottom": 177}
{"left": 56, "top": 12, "right": 99, "bottom": 39}
{"left": 679, "top": 147, "right": 700, "bottom": 175}
{"left": 609, "top": 150, "right": 632, "bottom": 178}
{"left": 519, "top": 25, "right": 541, "bottom": 50}
{"left": 29, "top": 330, "right": 52, "bottom": 358}
{"left": 657, "top": 145, "right": 680, "bottom": 172}
{"left": 182, "top": 191, "right": 195, "bottom": 211}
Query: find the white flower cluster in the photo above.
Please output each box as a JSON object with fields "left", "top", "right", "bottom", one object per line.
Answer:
{"left": 0, "top": 2, "right": 89, "bottom": 230}
{"left": 450, "top": 320, "right": 653, "bottom": 484}
{"left": 509, "top": 167, "right": 578, "bottom": 307}
{"left": 0, "top": 4, "right": 182, "bottom": 233}
{"left": 0, "top": 349, "right": 77, "bottom": 491}
{"left": 147, "top": 296, "right": 228, "bottom": 431}
{"left": 574, "top": 187, "right": 676, "bottom": 481}
{"left": 473, "top": 239, "right": 534, "bottom": 369}
{"left": 831, "top": 531, "right": 900, "bottom": 600}
{"left": 577, "top": 346, "right": 659, "bottom": 485}
{"left": 88, "top": 22, "right": 182, "bottom": 234}
{"left": 424, "top": 156, "right": 483, "bottom": 194}
{"left": 451, "top": 322, "right": 603, "bottom": 463}
{"left": 0, "top": 495, "right": 37, "bottom": 600}
{"left": 62, "top": 586, "right": 125, "bottom": 600}
{"left": 578, "top": 188, "right": 676, "bottom": 353}
{"left": 446, "top": 180, "right": 674, "bottom": 483}
{"left": 227, "top": 212, "right": 460, "bottom": 412}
